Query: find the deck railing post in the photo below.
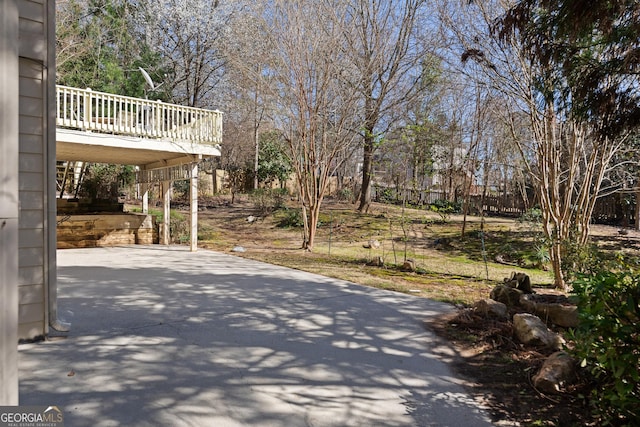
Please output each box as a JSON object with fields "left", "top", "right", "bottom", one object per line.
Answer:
{"left": 156, "top": 99, "right": 163, "bottom": 137}
{"left": 83, "top": 88, "right": 92, "bottom": 131}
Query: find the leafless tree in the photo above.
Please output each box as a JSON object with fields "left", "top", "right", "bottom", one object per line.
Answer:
{"left": 222, "top": 2, "right": 277, "bottom": 189}
{"left": 56, "top": 0, "right": 91, "bottom": 72}
{"left": 340, "top": 0, "right": 433, "bottom": 213}
{"left": 264, "top": 0, "right": 362, "bottom": 250}
{"left": 139, "top": 0, "right": 243, "bottom": 108}
{"left": 439, "top": 0, "right": 629, "bottom": 289}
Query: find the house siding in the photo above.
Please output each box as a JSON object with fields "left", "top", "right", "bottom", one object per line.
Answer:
{"left": 17, "top": 0, "right": 52, "bottom": 341}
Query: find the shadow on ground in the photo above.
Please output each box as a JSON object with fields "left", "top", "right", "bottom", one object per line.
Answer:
{"left": 20, "top": 246, "right": 493, "bottom": 427}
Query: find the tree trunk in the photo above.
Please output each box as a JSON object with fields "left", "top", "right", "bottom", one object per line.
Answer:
{"left": 301, "top": 204, "right": 310, "bottom": 250}
{"left": 300, "top": 199, "right": 323, "bottom": 251}
{"left": 636, "top": 189, "right": 640, "bottom": 231}
{"left": 307, "top": 203, "right": 320, "bottom": 251}
{"left": 357, "top": 133, "right": 374, "bottom": 213}
{"left": 549, "top": 239, "right": 566, "bottom": 291}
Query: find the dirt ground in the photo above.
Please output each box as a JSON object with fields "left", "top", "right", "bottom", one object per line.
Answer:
{"left": 165, "top": 196, "right": 638, "bottom": 426}
{"left": 428, "top": 310, "right": 594, "bottom": 427}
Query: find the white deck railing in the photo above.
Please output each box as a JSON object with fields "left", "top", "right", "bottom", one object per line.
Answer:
{"left": 56, "top": 85, "right": 222, "bottom": 146}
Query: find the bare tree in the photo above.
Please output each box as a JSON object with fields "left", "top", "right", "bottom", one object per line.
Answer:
{"left": 265, "top": 0, "right": 362, "bottom": 250}
{"left": 56, "top": 0, "right": 91, "bottom": 72}
{"left": 140, "top": 0, "right": 242, "bottom": 108}
{"left": 440, "top": 0, "right": 629, "bottom": 289}
{"left": 219, "top": 118, "right": 254, "bottom": 202}
{"left": 341, "top": 0, "right": 432, "bottom": 212}
{"left": 222, "top": 2, "right": 276, "bottom": 189}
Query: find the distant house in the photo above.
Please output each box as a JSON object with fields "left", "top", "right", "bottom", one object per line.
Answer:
{"left": 1, "top": 0, "right": 57, "bottom": 404}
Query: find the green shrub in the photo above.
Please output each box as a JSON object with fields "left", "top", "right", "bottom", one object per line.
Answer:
{"left": 527, "top": 244, "right": 550, "bottom": 268}
{"left": 570, "top": 264, "right": 640, "bottom": 425}
{"left": 141, "top": 208, "right": 190, "bottom": 243}
{"left": 169, "top": 210, "right": 190, "bottom": 243}
{"left": 376, "top": 186, "right": 395, "bottom": 204}
{"left": 249, "top": 188, "right": 288, "bottom": 214}
{"left": 335, "top": 187, "right": 353, "bottom": 202}
{"left": 172, "top": 180, "right": 190, "bottom": 198}
{"left": 79, "top": 164, "right": 135, "bottom": 201}
{"left": 517, "top": 207, "right": 543, "bottom": 226}
{"left": 562, "top": 240, "right": 607, "bottom": 282}
{"left": 277, "top": 208, "right": 304, "bottom": 228}
{"left": 428, "top": 199, "right": 460, "bottom": 222}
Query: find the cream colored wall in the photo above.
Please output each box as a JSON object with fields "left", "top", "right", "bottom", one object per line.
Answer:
{"left": 1, "top": 0, "right": 20, "bottom": 406}
{"left": 18, "top": 56, "right": 46, "bottom": 340}
{"left": 17, "top": 0, "right": 54, "bottom": 341}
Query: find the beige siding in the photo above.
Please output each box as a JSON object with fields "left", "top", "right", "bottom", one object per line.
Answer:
{"left": 18, "top": 0, "right": 45, "bottom": 61}
{"left": 18, "top": 248, "right": 44, "bottom": 268}
{"left": 18, "top": 322, "right": 44, "bottom": 341}
{"left": 19, "top": 190, "right": 44, "bottom": 210}
{"left": 18, "top": 0, "right": 48, "bottom": 340}
{"left": 18, "top": 0, "right": 44, "bottom": 22}
{"left": 17, "top": 300, "right": 45, "bottom": 341}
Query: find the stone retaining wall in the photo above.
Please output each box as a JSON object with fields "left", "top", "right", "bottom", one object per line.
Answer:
{"left": 57, "top": 198, "right": 124, "bottom": 214}
{"left": 57, "top": 213, "right": 158, "bottom": 248}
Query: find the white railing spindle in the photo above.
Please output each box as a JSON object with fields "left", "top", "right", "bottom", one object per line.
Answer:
{"left": 55, "top": 85, "right": 222, "bottom": 146}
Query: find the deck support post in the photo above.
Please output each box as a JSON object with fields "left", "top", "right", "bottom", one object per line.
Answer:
{"left": 141, "top": 182, "right": 149, "bottom": 214}
{"left": 162, "top": 180, "right": 171, "bottom": 245}
{"left": 190, "top": 162, "right": 198, "bottom": 252}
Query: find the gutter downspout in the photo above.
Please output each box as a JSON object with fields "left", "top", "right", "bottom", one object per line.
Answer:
{"left": 46, "top": 0, "right": 69, "bottom": 333}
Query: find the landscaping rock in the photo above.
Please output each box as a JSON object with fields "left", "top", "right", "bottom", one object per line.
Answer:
{"left": 519, "top": 294, "right": 536, "bottom": 312}
{"left": 473, "top": 298, "right": 509, "bottom": 319}
{"left": 513, "top": 313, "right": 565, "bottom": 350}
{"left": 490, "top": 284, "right": 523, "bottom": 307}
{"left": 533, "top": 351, "right": 576, "bottom": 394}
{"left": 401, "top": 259, "right": 417, "bottom": 272}
{"left": 363, "top": 239, "right": 381, "bottom": 249}
{"left": 520, "top": 294, "right": 579, "bottom": 328}
{"left": 504, "top": 272, "right": 533, "bottom": 293}
{"left": 231, "top": 246, "right": 246, "bottom": 253}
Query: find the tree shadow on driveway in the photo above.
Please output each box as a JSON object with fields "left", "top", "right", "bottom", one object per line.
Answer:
{"left": 19, "top": 246, "right": 493, "bottom": 427}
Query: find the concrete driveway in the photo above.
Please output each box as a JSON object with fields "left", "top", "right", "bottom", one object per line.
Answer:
{"left": 19, "top": 246, "right": 494, "bottom": 426}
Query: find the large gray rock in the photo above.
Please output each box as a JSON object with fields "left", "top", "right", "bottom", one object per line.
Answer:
{"left": 490, "top": 284, "right": 523, "bottom": 307}
{"left": 473, "top": 298, "right": 508, "bottom": 319}
{"left": 513, "top": 313, "right": 565, "bottom": 350}
{"left": 520, "top": 294, "right": 579, "bottom": 328}
{"left": 533, "top": 351, "right": 576, "bottom": 394}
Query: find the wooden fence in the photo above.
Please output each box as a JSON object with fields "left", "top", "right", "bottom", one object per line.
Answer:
{"left": 372, "top": 185, "right": 527, "bottom": 217}
{"left": 372, "top": 184, "right": 636, "bottom": 225}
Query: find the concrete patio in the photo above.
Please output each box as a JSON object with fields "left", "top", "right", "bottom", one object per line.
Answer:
{"left": 19, "top": 246, "right": 494, "bottom": 426}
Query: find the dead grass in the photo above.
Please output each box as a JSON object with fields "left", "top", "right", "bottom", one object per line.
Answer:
{"left": 159, "top": 195, "right": 638, "bottom": 307}
{"left": 168, "top": 196, "right": 558, "bottom": 306}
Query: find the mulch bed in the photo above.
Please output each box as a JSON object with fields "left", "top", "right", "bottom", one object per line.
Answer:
{"left": 429, "top": 309, "right": 595, "bottom": 426}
